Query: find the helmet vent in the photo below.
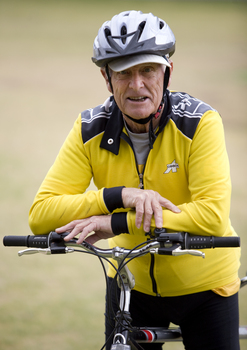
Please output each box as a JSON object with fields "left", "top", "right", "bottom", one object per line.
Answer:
{"left": 104, "top": 28, "right": 111, "bottom": 39}
{"left": 138, "top": 21, "right": 146, "bottom": 39}
{"left": 159, "top": 21, "right": 164, "bottom": 29}
{"left": 120, "top": 26, "right": 127, "bottom": 44}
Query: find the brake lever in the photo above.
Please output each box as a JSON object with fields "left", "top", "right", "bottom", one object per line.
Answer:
{"left": 18, "top": 247, "right": 74, "bottom": 256}
{"left": 172, "top": 246, "right": 205, "bottom": 258}
{"left": 150, "top": 245, "right": 205, "bottom": 258}
{"left": 18, "top": 248, "right": 51, "bottom": 256}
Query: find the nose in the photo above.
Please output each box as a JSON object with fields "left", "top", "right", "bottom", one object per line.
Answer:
{"left": 128, "top": 72, "right": 144, "bottom": 90}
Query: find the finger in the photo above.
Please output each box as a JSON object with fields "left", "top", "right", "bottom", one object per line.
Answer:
{"left": 143, "top": 200, "right": 154, "bottom": 232}
{"left": 62, "top": 221, "right": 91, "bottom": 242}
{"left": 152, "top": 202, "right": 163, "bottom": 229}
{"left": 55, "top": 220, "right": 80, "bottom": 233}
{"left": 77, "top": 222, "right": 96, "bottom": 244}
{"left": 160, "top": 197, "right": 181, "bottom": 213}
{"left": 63, "top": 225, "right": 83, "bottom": 241}
{"left": 135, "top": 200, "right": 145, "bottom": 229}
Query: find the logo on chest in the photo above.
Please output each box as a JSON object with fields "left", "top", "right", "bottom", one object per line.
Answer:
{"left": 164, "top": 160, "right": 179, "bottom": 174}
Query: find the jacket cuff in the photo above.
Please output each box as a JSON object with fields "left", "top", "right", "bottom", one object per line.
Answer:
{"left": 111, "top": 212, "right": 129, "bottom": 235}
{"left": 103, "top": 186, "right": 125, "bottom": 213}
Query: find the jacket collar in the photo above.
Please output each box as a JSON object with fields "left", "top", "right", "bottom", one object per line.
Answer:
{"left": 100, "top": 91, "right": 171, "bottom": 155}
{"left": 100, "top": 99, "right": 124, "bottom": 155}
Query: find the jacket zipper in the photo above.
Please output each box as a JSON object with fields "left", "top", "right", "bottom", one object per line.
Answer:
{"left": 149, "top": 254, "right": 160, "bottom": 296}
{"left": 136, "top": 154, "right": 159, "bottom": 295}
{"left": 124, "top": 133, "right": 159, "bottom": 296}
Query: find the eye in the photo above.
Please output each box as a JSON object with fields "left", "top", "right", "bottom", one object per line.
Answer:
{"left": 142, "top": 66, "right": 155, "bottom": 73}
{"left": 116, "top": 69, "right": 130, "bottom": 79}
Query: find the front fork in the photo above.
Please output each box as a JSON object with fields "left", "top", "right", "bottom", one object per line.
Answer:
{"left": 110, "top": 252, "right": 135, "bottom": 350}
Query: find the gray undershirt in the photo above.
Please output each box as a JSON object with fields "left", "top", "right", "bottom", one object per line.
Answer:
{"left": 124, "top": 121, "right": 150, "bottom": 166}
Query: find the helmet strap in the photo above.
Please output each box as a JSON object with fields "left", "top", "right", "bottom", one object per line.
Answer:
{"left": 124, "top": 98, "right": 164, "bottom": 149}
{"left": 105, "top": 64, "right": 170, "bottom": 149}
{"left": 124, "top": 66, "right": 170, "bottom": 149}
{"left": 105, "top": 65, "right": 114, "bottom": 93}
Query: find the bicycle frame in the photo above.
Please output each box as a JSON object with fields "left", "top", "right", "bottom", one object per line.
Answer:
{"left": 111, "top": 256, "right": 247, "bottom": 349}
{"left": 3, "top": 230, "right": 247, "bottom": 349}
{"left": 110, "top": 254, "right": 183, "bottom": 350}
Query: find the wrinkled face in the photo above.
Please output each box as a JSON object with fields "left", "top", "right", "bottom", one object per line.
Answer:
{"left": 107, "top": 63, "right": 165, "bottom": 120}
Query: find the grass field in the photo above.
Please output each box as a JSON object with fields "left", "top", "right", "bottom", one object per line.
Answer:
{"left": 0, "top": 0, "right": 247, "bottom": 349}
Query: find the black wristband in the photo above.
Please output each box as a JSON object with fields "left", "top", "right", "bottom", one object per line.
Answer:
{"left": 111, "top": 212, "right": 129, "bottom": 235}
{"left": 103, "top": 186, "right": 125, "bottom": 213}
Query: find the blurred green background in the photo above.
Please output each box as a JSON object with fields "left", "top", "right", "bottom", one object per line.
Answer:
{"left": 0, "top": 0, "right": 246, "bottom": 349}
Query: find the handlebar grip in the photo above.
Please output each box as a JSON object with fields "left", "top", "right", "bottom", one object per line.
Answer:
{"left": 3, "top": 235, "right": 49, "bottom": 248}
{"left": 185, "top": 234, "right": 240, "bottom": 249}
{"left": 211, "top": 236, "right": 240, "bottom": 248}
{"left": 3, "top": 235, "right": 29, "bottom": 247}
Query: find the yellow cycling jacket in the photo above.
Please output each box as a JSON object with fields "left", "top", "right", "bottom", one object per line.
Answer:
{"left": 29, "top": 91, "right": 240, "bottom": 297}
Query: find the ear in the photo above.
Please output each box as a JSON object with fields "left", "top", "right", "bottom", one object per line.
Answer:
{"left": 100, "top": 68, "right": 113, "bottom": 94}
{"left": 167, "top": 60, "right": 173, "bottom": 88}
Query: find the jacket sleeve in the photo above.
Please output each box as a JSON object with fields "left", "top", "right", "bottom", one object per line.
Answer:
{"left": 29, "top": 115, "right": 109, "bottom": 235}
{"left": 127, "top": 111, "right": 234, "bottom": 237}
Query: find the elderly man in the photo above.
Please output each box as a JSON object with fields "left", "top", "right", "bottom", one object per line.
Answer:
{"left": 29, "top": 11, "right": 240, "bottom": 350}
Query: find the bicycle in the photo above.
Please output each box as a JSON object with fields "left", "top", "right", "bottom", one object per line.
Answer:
{"left": 3, "top": 229, "right": 247, "bottom": 349}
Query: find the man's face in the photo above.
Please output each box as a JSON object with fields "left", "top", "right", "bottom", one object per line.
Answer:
{"left": 109, "top": 63, "right": 165, "bottom": 120}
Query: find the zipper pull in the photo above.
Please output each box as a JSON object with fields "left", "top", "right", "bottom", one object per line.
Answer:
{"left": 138, "top": 173, "right": 144, "bottom": 189}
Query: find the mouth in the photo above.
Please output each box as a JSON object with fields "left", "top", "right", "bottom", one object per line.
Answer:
{"left": 128, "top": 96, "right": 148, "bottom": 102}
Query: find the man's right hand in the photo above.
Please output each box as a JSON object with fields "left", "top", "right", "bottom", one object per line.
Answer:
{"left": 121, "top": 188, "right": 181, "bottom": 232}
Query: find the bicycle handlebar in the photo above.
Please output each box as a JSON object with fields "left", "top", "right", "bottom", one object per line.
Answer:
{"left": 3, "top": 230, "right": 240, "bottom": 259}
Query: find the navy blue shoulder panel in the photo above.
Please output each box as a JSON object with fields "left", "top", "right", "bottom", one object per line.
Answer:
{"left": 169, "top": 91, "right": 216, "bottom": 140}
{"left": 81, "top": 97, "right": 114, "bottom": 144}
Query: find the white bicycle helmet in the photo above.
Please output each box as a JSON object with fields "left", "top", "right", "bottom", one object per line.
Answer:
{"left": 92, "top": 11, "right": 176, "bottom": 149}
{"left": 92, "top": 10, "right": 175, "bottom": 68}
